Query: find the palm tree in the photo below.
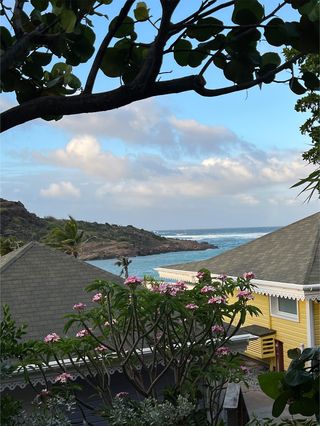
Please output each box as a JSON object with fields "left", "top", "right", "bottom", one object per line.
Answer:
{"left": 114, "top": 256, "right": 132, "bottom": 278}
{"left": 44, "top": 216, "right": 84, "bottom": 258}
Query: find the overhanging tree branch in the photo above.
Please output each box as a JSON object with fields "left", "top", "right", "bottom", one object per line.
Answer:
{"left": 0, "top": 75, "right": 203, "bottom": 132}
{"left": 83, "top": 0, "right": 136, "bottom": 94}
{"left": 195, "top": 54, "right": 303, "bottom": 97}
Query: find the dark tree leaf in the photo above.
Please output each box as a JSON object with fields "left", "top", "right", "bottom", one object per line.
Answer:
{"left": 109, "top": 16, "right": 134, "bottom": 38}
{"left": 31, "top": 0, "right": 49, "bottom": 10}
{"left": 134, "top": 2, "right": 149, "bottom": 21}
{"left": 290, "top": 77, "right": 307, "bottom": 94}
{"left": 186, "top": 17, "right": 223, "bottom": 41}
{"left": 232, "top": 0, "right": 264, "bottom": 25}
{"left": 30, "top": 52, "right": 52, "bottom": 66}
{"left": 174, "top": 40, "right": 192, "bottom": 66}
{"left": 264, "top": 18, "right": 287, "bottom": 46}
{"left": 272, "top": 392, "right": 290, "bottom": 417}
{"left": 100, "top": 48, "right": 128, "bottom": 77}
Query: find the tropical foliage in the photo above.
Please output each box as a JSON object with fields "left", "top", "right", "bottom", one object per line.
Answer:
{"left": 284, "top": 49, "right": 320, "bottom": 200}
{"left": 43, "top": 215, "right": 84, "bottom": 257}
{"left": 114, "top": 256, "right": 132, "bottom": 278}
{"left": 0, "top": 1, "right": 319, "bottom": 132}
{"left": 0, "top": 236, "right": 24, "bottom": 256}
{"left": 258, "top": 346, "right": 320, "bottom": 419}
{"left": 2, "top": 271, "right": 260, "bottom": 425}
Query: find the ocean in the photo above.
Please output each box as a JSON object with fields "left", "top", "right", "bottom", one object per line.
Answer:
{"left": 88, "top": 226, "right": 278, "bottom": 279}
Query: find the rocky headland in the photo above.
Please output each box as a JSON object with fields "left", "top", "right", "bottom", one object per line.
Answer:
{"left": 0, "top": 199, "right": 217, "bottom": 260}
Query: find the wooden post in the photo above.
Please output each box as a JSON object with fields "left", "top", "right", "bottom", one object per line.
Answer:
{"left": 223, "top": 383, "right": 250, "bottom": 426}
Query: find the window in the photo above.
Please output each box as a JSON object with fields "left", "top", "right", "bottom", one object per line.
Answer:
{"left": 270, "top": 296, "right": 298, "bottom": 321}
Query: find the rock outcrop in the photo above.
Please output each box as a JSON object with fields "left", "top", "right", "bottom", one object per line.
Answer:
{"left": 0, "top": 199, "right": 217, "bottom": 260}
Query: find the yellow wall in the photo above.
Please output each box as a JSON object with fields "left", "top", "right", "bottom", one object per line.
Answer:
{"left": 314, "top": 301, "right": 320, "bottom": 346}
{"left": 239, "top": 293, "right": 308, "bottom": 370}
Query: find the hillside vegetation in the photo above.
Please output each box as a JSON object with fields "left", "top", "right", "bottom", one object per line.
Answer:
{"left": 0, "top": 199, "right": 216, "bottom": 260}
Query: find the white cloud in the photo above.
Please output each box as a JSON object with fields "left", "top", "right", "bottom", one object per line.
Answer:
{"left": 261, "top": 158, "right": 307, "bottom": 183}
{"left": 54, "top": 99, "right": 254, "bottom": 157}
{"left": 35, "top": 135, "right": 129, "bottom": 181}
{"left": 234, "top": 194, "right": 259, "bottom": 205}
{"left": 40, "top": 181, "right": 80, "bottom": 198}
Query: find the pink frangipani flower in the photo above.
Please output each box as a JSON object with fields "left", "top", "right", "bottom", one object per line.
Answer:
{"left": 76, "top": 328, "right": 91, "bottom": 338}
{"left": 95, "top": 345, "right": 108, "bottom": 352}
{"left": 243, "top": 272, "right": 256, "bottom": 280}
{"left": 92, "top": 293, "right": 103, "bottom": 302}
{"left": 216, "top": 346, "right": 230, "bottom": 356}
{"left": 115, "top": 392, "right": 129, "bottom": 398}
{"left": 211, "top": 325, "right": 224, "bottom": 334}
{"left": 185, "top": 303, "right": 199, "bottom": 310}
{"left": 150, "top": 281, "right": 187, "bottom": 296}
{"left": 208, "top": 296, "right": 226, "bottom": 305}
{"left": 73, "top": 302, "right": 86, "bottom": 311}
{"left": 237, "top": 290, "right": 254, "bottom": 300}
{"left": 196, "top": 271, "right": 205, "bottom": 279}
{"left": 55, "top": 372, "right": 72, "bottom": 383}
{"left": 124, "top": 276, "right": 142, "bottom": 287}
{"left": 200, "top": 285, "right": 215, "bottom": 294}
{"left": 44, "top": 333, "right": 60, "bottom": 343}
{"left": 217, "top": 274, "right": 227, "bottom": 282}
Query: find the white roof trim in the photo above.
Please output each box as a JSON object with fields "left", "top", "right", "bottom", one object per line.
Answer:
{"left": 155, "top": 268, "right": 320, "bottom": 301}
{"left": 1, "top": 334, "right": 257, "bottom": 391}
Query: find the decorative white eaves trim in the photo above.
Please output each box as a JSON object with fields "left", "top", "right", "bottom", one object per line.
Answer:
{"left": 1, "top": 334, "right": 256, "bottom": 391}
{"left": 155, "top": 268, "right": 320, "bottom": 301}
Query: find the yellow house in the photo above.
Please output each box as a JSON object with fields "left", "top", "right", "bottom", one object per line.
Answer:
{"left": 156, "top": 213, "right": 320, "bottom": 371}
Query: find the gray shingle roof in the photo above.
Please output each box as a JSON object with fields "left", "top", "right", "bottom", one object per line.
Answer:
{"left": 0, "top": 242, "right": 123, "bottom": 340}
{"left": 162, "top": 213, "right": 320, "bottom": 285}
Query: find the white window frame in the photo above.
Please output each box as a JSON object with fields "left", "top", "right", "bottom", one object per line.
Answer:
{"left": 270, "top": 296, "right": 299, "bottom": 321}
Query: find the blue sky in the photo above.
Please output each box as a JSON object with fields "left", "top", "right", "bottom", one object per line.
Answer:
{"left": 1, "top": 1, "right": 318, "bottom": 230}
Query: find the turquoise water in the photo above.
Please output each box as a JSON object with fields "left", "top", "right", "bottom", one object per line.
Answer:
{"left": 88, "top": 226, "right": 278, "bottom": 279}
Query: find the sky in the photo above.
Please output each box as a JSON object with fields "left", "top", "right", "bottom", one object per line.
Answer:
{"left": 0, "top": 1, "right": 318, "bottom": 230}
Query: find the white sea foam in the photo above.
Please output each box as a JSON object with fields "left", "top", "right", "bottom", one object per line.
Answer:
{"left": 162, "top": 232, "right": 268, "bottom": 240}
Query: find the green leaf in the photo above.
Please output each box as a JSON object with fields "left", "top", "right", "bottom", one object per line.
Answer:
{"left": 223, "top": 59, "right": 253, "bottom": 83}
{"left": 0, "top": 26, "right": 12, "bottom": 50}
{"left": 261, "top": 52, "right": 281, "bottom": 67}
{"left": 213, "top": 53, "right": 227, "bottom": 69}
{"left": 258, "top": 372, "right": 285, "bottom": 399}
{"left": 100, "top": 48, "right": 128, "bottom": 77}
{"left": 174, "top": 40, "right": 192, "bottom": 66}
{"left": 134, "top": 2, "right": 149, "bottom": 21}
{"left": 186, "top": 17, "right": 223, "bottom": 41}
{"left": 188, "top": 49, "right": 207, "bottom": 68}
{"left": 198, "top": 34, "right": 225, "bottom": 51}
{"left": 31, "top": 0, "right": 49, "bottom": 11}
{"left": 289, "top": 398, "right": 316, "bottom": 416}
{"left": 287, "top": 347, "right": 301, "bottom": 360}
{"left": 232, "top": 0, "right": 264, "bottom": 25}
{"left": 68, "top": 74, "right": 81, "bottom": 89}
{"left": 30, "top": 52, "right": 52, "bottom": 66}
{"left": 60, "top": 9, "right": 77, "bottom": 33}
{"left": 290, "top": 77, "right": 307, "bottom": 94}
{"left": 109, "top": 16, "right": 134, "bottom": 38}
{"left": 264, "top": 18, "right": 287, "bottom": 46}
{"left": 272, "top": 391, "right": 290, "bottom": 417}
{"left": 285, "top": 368, "right": 312, "bottom": 386}
{"left": 302, "top": 71, "right": 320, "bottom": 90}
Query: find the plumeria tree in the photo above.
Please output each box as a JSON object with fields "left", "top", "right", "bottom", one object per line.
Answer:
{"left": 16, "top": 270, "right": 260, "bottom": 425}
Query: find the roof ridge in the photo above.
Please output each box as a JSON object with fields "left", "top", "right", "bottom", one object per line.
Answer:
{"left": 0, "top": 241, "right": 37, "bottom": 273}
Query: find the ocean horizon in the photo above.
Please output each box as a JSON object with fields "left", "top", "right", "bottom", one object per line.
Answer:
{"left": 88, "top": 225, "right": 278, "bottom": 279}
